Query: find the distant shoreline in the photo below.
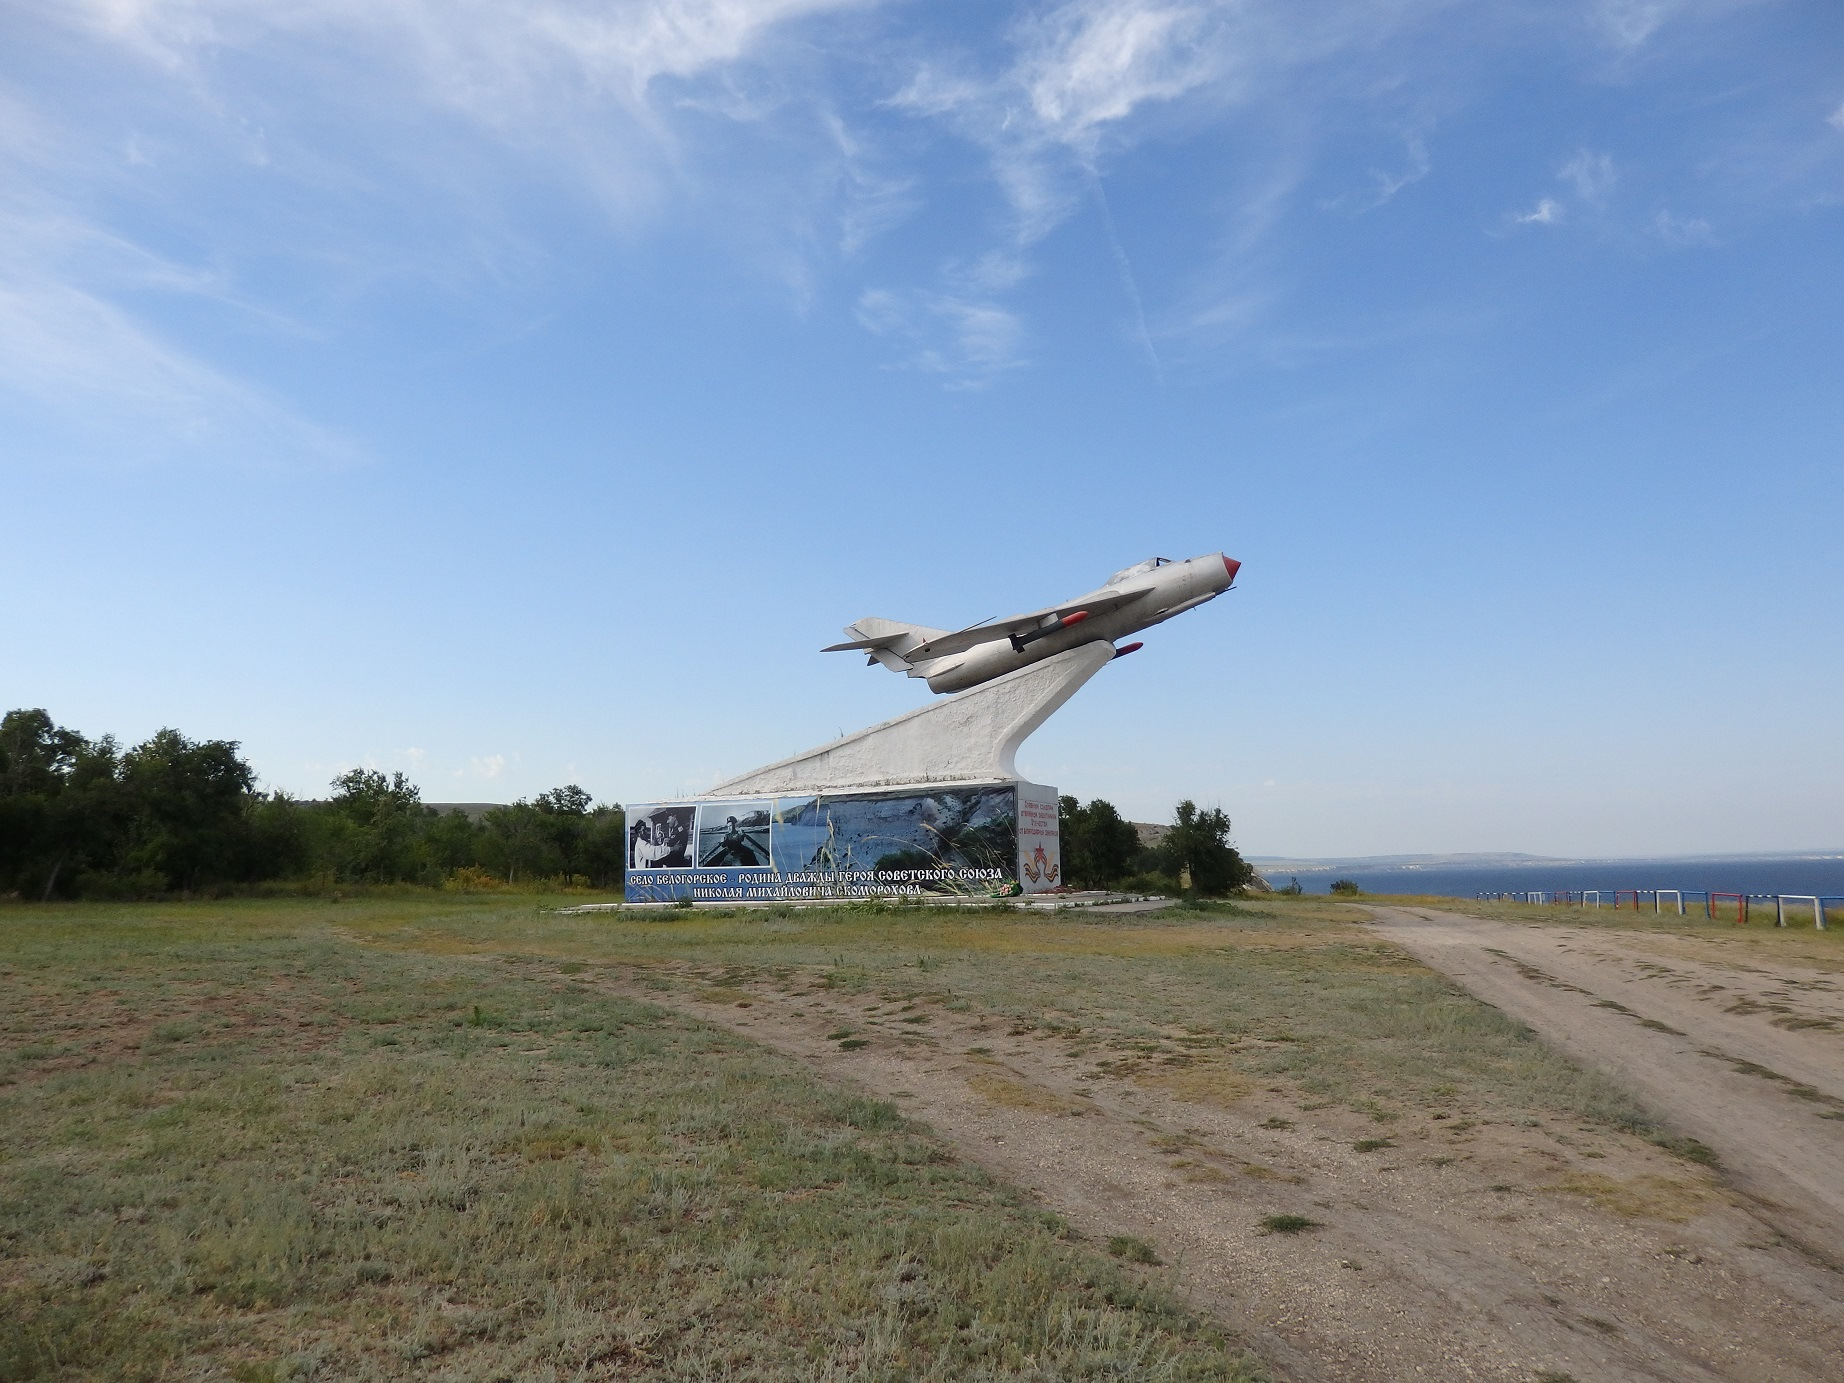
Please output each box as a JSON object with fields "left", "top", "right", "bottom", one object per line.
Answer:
{"left": 1245, "top": 852, "right": 1844, "bottom": 900}
{"left": 1250, "top": 849, "right": 1844, "bottom": 872}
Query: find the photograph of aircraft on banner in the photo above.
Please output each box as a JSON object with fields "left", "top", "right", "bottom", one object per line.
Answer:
{"left": 824, "top": 553, "right": 1240, "bottom": 694}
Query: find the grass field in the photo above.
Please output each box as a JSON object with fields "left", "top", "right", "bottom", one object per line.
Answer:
{"left": 328, "top": 893, "right": 1687, "bottom": 1136}
{"left": 0, "top": 900, "right": 1259, "bottom": 1382}
{"left": 5, "top": 889, "right": 1777, "bottom": 1380}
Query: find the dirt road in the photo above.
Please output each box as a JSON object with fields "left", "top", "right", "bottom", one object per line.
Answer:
{"left": 1366, "top": 905, "right": 1844, "bottom": 1263}
{"left": 604, "top": 943, "right": 1844, "bottom": 1383}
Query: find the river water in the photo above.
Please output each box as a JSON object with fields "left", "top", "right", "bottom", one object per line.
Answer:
{"left": 1250, "top": 855, "right": 1844, "bottom": 901}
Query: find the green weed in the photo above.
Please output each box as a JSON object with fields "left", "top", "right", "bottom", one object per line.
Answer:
{"left": 1108, "top": 1235, "right": 1162, "bottom": 1264}
{"left": 1258, "top": 1215, "right": 1319, "bottom": 1235}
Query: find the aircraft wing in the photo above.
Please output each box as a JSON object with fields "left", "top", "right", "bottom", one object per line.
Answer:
{"left": 820, "top": 619, "right": 951, "bottom": 654}
{"left": 903, "top": 586, "right": 1151, "bottom": 660}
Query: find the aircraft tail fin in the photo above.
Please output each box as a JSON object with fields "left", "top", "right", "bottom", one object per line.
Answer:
{"left": 827, "top": 617, "right": 951, "bottom": 673}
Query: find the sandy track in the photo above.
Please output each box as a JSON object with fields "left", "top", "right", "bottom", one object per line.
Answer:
{"left": 1366, "top": 905, "right": 1844, "bottom": 1264}
{"left": 600, "top": 957, "right": 1844, "bottom": 1383}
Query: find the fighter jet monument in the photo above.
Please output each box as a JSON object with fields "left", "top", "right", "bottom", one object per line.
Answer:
{"left": 623, "top": 553, "right": 1239, "bottom": 904}
{"left": 824, "top": 552, "right": 1240, "bottom": 692}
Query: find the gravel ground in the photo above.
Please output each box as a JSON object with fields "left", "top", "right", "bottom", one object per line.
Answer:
{"left": 602, "top": 931, "right": 1844, "bottom": 1383}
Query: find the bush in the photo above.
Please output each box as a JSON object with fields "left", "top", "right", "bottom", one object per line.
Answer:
{"left": 443, "top": 866, "right": 504, "bottom": 893}
{"left": 1330, "top": 879, "right": 1361, "bottom": 895}
{"left": 1058, "top": 796, "right": 1143, "bottom": 888}
{"left": 1158, "top": 801, "right": 1255, "bottom": 897}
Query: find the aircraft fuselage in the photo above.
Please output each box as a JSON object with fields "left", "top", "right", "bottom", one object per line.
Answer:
{"left": 825, "top": 552, "right": 1240, "bottom": 694}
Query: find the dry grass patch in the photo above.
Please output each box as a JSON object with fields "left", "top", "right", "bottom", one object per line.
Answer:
{"left": 965, "top": 1071, "right": 1090, "bottom": 1116}
{"left": 1544, "top": 1171, "right": 1714, "bottom": 1222}
{"left": 1137, "top": 1065, "right": 1254, "bottom": 1108}
{"left": 696, "top": 984, "right": 755, "bottom": 1005}
{"left": 927, "top": 921, "right": 1273, "bottom": 958}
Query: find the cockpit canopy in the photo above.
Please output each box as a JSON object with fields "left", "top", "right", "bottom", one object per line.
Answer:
{"left": 1105, "top": 557, "right": 1174, "bottom": 587}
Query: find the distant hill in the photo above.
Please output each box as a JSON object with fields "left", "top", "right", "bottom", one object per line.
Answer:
{"left": 1245, "top": 850, "right": 1844, "bottom": 874}
{"left": 1248, "top": 852, "right": 1562, "bottom": 874}
{"left": 298, "top": 801, "right": 508, "bottom": 820}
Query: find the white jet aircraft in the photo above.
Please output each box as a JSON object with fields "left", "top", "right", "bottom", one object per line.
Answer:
{"left": 824, "top": 552, "right": 1240, "bottom": 693}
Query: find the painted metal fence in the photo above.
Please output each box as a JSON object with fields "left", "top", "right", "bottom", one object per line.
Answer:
{"left": 1474, "top": 887, "right": 1834, "bottom": 929}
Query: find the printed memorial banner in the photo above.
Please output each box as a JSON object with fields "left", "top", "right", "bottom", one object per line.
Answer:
{"left": 1017, "top": 782, "right": 1062, "bottom": 890}
{"left": 624, "top": 783, "right": 1046, "bottom": 902}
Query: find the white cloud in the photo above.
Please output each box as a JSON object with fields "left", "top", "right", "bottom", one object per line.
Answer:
{"left": 1830, "top": 101, "right": 1844, "bottom": 132}
{"left": 1511, "top": 197, "right": 1564, "bottom": 226}
{"left": 1559, "top": 149, "right": 1616, "bottom": 204}
{"left": 893, "top": 0, "right": 1225, "bottom": 148}
{"left": 824, "top": 111, "right": 919, "bottom": 256}
{"left": 1593, "top": 0, "right": 1675, "bottom": 50}
{"left": 0, "top": 111, "right": 353, "bottom": 469}
{"left": 856, "top": 286, "right": 1025, "bottom": 383}
{"left": 470, "top": 754, "right": 507, "bottom": 779}
{"left": 67, "top": 0, "right": 864, "bottom": 107}
{"left": 1322, "top": 135, "right": 1431, "bottom": 213}
{"left": 889, "top": 0, "right": 1246, "bottom": 247}
{"left": 0, "top": 262, "right": 350, "bottom": 468}
{"left": 1501, "top": 149, "right": 1612, "bottom": 233}
{"left": 15, "top": 0, "right": 1799, "bottom": 397}
{"left": 1653, "top": 208, "right": 1713, "bottom": 245}
{"left": 1015, "top": 0, "right": 1221, "bottom": 147}
{"left": 48, "top": 0, "right": 879, "bottom": 242}
{"left": 8, "top": 0, "right": 865, "bottom": 452}
{"left": 888, "top": 2, "right": 1480, "bottom": 363}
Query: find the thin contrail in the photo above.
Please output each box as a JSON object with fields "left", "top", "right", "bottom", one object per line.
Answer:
{"left": 1088, "top": 166, "right": 1164, "bottom": 383}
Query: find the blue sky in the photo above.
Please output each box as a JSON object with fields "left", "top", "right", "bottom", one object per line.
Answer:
{"left": 3, "top": 0, "right": 1841, "bottom": 857}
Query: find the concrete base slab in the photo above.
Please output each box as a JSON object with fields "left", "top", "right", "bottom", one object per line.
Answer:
{"left": 556, "top": 889, "right": 1170, "bottom": 915}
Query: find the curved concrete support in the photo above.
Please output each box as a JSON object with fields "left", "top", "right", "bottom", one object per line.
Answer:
{"left": 711, "top": 641, "right": 1115, "bottom": 796}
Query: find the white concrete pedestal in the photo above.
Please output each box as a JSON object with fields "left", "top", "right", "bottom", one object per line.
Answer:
{"left": 710, "top": 641, "right": 1114, "bottom": 797}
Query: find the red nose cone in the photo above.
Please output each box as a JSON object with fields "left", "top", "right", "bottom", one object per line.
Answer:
{"left": 1113, "top": 642, "right": 1144, "bottom": 659}
{"left": 1222, "top": 556, "right": 1241, "bottom": 583}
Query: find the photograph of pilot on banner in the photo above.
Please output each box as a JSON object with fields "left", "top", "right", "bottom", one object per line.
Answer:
{"left": 772, "top": 787, "right": 1018, "bottom": 893}
{"left": 695, "top": 802, "right": 773, "bottom": 868}
{"left": 627, "top": 804, "right": 694, "bottom": 870}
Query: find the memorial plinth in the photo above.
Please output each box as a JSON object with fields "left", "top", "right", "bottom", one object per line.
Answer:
{"left": 624, "top": 643, "right": 1111, "bottom": 903}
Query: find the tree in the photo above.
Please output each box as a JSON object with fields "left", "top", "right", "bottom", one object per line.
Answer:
{"left": 582, "top": 807, "right": 626, "bottom": 888}
{"left": 483, "top": 802, "right": 552, "bottom": 883}
{"left": 0, "top": 709, "right": 93, "bottom": 896}
{"left": 1, "top": 707, "right": 634, "bottom": 897}
{"left": 1057, "top": 795, "right": 1144, "bottom": 889}
{"left": 119, "top": 729, "right": 256, "bottom": 891}
{"left": 535, "top": 785, "right": 592, "bottom": 816}
{"left": 1159, "top": 800, "right": 1254, "bottom": 897}
{"left": 424, "top": 808, "right": 486, "bottom": 877}
{"left": 0, "top": 709, "right": 85, "bottom": 797}
{"left": 241, "top": 791, "right": 310, "bottom": 883}
{"left": 535, "top": 785, "right": 593, "bottom": 879}
{"left": 326, "top": 769, "right": 424, "bottom": 883}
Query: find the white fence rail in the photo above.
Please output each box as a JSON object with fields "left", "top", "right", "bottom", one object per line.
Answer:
{"left": 1775, "top": 895, "right": 1827, "bottom": 930}
{"left": 1474, "top": 888, "right": 1835, "bottom": 929}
